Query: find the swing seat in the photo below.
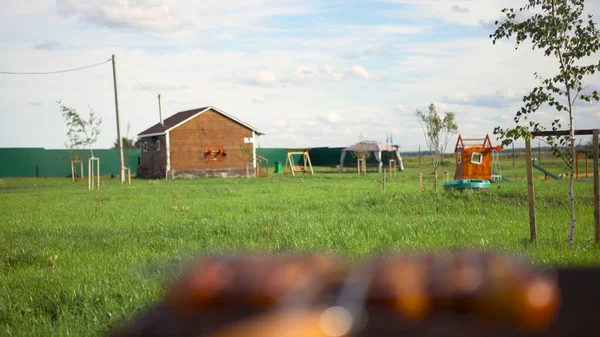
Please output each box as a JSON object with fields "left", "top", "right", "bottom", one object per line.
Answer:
{"left": 292, "top": 166, "right": 306, "bottom": 172}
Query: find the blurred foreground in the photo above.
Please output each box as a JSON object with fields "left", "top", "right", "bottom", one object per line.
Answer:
{"left": 106, "top": 251, "right": 600, "bottom": 337}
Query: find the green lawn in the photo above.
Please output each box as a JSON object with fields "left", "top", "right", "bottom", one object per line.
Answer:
{"left": 0, "top": 156, "right": 598, "bottom": 336}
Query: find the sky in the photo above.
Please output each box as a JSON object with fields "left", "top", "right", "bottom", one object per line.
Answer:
{"left": 1, "top": 0, "right": 599, "bottom": 151}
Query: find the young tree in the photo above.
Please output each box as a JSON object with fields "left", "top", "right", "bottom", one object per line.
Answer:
{"left": 414, "top": 103, "right": 458, "bottom": 173}
{"left": 59, "top": 101, "right": 102, "bottom": 158}
{"left": 351, "top": 133, "right": 372, "bottom": 175}
{"left": 113, "top": 123, "right": 137, "bottom": 150}
{"left": 490, "top": 0, "right": 600, "bottom": 246}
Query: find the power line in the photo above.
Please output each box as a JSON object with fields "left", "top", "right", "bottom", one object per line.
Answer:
{"left": 118, "top": 65, "right": 162, "bottom": 100}
{"left": 0, "top": 58, "right": 111, "bottom": 75}
{"left": 121, "top": 68, "right": 157, "bottom": 98}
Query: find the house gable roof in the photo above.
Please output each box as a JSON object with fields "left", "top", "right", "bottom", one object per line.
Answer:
{"left": 138, "top": 106, "right": 264, "bottom": 137}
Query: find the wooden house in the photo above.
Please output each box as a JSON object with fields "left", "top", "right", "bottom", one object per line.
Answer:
{"left": 454, "top": 134, "right": 502, "bottom": 180}
{"left": 137, "top": 106, "right": 264, "bottom": 178}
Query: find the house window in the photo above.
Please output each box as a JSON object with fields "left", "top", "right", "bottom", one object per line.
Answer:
{"left": 156, "top": 140, "right": 161, "bottom": 151}
{"left": 457, "top": 152, "right": 462, "bottom": 164}
{"left": 471, "top": 152, "right": 483, "bottom": 165}
{"left": 143, "top": 142, "right": 147, "bottom": 152}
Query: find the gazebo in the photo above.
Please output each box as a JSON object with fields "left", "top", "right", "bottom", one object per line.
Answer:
{"left": 339, "top": 141, "right": 404, "bottom": 173}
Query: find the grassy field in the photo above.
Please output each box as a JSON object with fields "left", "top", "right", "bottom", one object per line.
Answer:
{"left": 0, "top": 156, "right": 598, "bottom": 336}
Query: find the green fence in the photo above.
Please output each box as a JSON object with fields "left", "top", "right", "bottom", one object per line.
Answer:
{"left": 0, "top": 147, "right": 416, "bottom": 178}
{"left": 0, "top": 148, "right": 140, "bottom": 178}
{"left": 257, "top": 147, "right": 402, "bottom": 168}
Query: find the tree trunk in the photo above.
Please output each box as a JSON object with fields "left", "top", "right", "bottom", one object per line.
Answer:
{"left": 567, "top": 110, "right": 577, "bottom": 246}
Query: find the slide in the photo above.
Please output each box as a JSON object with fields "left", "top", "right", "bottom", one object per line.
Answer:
{"left": 532, "top": 159, "right": 562, "bottom": 180}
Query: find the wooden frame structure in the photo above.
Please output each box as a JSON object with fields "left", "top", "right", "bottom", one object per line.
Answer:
{"left": 256, "top": 155, "right": 269, "bottom": 177}
{"left": 525, "top": 129, "right": 599, "bottom": 244}
{"left": 389, "top": 160, "right": 397, "bottom": 178}
{"left": 71, "top": 160, "right": 83, "bottom": 182}
{"left": 576, "top": 150, "right": 589, "bottom": 180}
{"left": 357, "top": 158, "right": 366, "bottom": 176}
{"left": 284, "top": 149, "right": 314, "bottom": 176}
{"left": 88, "top": 157, "right": 100, "bottom": 190}
{"left": 124, "top": 167, "right": 131, "bottom": 185}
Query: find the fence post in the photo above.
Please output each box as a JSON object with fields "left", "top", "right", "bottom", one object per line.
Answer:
{"left": 525, "top": 138, "right": 537, "bottom": 244}
{"left": 419, "top": 173, "right": 423, "bottom": 192}
{"left": 593, "top": 129, "right": 599, "bottom": 244}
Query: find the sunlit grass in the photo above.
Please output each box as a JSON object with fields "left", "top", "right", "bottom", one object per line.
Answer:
{"left": 0, "top": 156, "right": 598, "bottom": 336}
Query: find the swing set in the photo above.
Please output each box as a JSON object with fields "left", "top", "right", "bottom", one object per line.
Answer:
{"left": 283, "top": 149, "right": 314, "bottom": 176}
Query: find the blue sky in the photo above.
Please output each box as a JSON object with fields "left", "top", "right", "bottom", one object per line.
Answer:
{"left": 1, "top": 0, "right": 599, "bottom": 151}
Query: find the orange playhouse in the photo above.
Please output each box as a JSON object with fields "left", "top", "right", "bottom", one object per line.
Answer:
{"left": 454, "top": 134, "right": 503, "bottom": 181}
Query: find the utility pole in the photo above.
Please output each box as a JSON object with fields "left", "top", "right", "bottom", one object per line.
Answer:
{"left": 158, "top": 94, "right": 163, "bottom": 125}
{"left": 112, "top": 54, "right": 125, "bottom": 183}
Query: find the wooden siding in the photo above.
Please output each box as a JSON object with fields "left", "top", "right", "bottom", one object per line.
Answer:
{"left": 169, "top": 109, "right": 253, "bottom": 171}
{"left": 456, "top": 147, "right": 493, "bottom": 180}
{"left": 454, "top": 150, "right": 465, "bottom": 180}
{"left": 140, "top": 135, "right": 166, "bottom": 172}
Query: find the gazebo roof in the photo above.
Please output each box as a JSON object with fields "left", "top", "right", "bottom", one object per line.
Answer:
{"left": 342, "top": 140, "right": 397, "bottom": 152}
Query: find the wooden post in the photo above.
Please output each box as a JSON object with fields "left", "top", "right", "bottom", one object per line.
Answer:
{"left": 419, "top": 173, "right": 423, "bottom": 192}
{"left": 434, "top": 171, "right": 438, "bottom": 191}
{"left": 576, "top": 151, "right": 580, "bottom": 180}
{"left": 525, "top": 138, "right": 537, "bottom": 243}
{"left": 71, "top": 161, "right": 75, "bottom": 182}
{"left": 88, "top": 159, "right": 91, "bottom": 190}
{"left": 124, "top": 167, "right": 131, "bottom": 185}
{"left": 593, "top": 129, "right": 599, "bottom": 244}
{"left": 512, "top": 142, "right": 515, "bottom": 167}
{"left": 96, "top": 158, "right": 100, "bottom": 190}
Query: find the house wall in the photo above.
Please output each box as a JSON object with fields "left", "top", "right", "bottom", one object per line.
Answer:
{"left": 460, "top": 147, "right": 493, "bottom": 180}
{"left": 139, "top": 135, "right": 166, "bottom": 178}
{"left": 169, "top": 109, "right": 254, "bottom": 172}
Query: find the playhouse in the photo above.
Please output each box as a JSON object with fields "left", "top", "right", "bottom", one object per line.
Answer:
{"left": 453, "top": 134, "right": 502, "bottom": 181}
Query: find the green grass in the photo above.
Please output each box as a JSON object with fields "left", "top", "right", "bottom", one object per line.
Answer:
{"left": 0, "top": 156, "right": 598, "bottom": 336}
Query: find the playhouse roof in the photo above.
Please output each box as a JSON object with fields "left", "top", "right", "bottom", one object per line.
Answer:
{"left": 342, "top": 141, "right": 397, "bottom": 152}
{"left": 454, "top": 134, "right": 502, "bottom": 152}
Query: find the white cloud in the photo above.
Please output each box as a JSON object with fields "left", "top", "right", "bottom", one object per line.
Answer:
{"left": 56, "top": 0, "right": 189, "bottom": 32}
{"left": 327, "top": 112, "right": 341, "bottom": 123}
{"left": 292, "top": 66, "right": 320, "bottom": 83}
{"left": 322, "top": 64, "right": 384, "bottom": 82}
{"left": 253, "top": 97, "right": 267, "bottom": 104}
{"left": 451, "top": 5, "right": 469, "bottom": 13}
{"left": 375, "top": 25, "right": 428, "bottom": 35}
{"left": 349, "top": 65, "right": 371, "bottom": 80}
{"left": 33, "top": 40, "right": 65, "bottom": 51}
{"left": 363, "top": 45, "right": 391, "bottom": 56}
{"left": 2, "top": 1, "right": 599, "bottom": 152}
